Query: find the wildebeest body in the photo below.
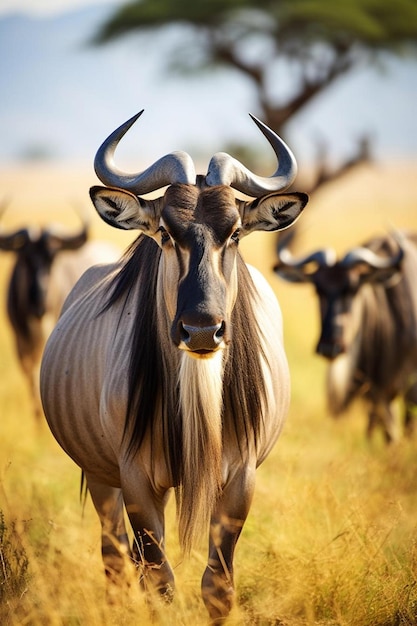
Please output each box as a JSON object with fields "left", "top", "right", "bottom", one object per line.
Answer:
{"left": 275, "top": 230, "right": 417, "bottom": 441}
{"left": 40, "top": 110, "right": 308, "bottom": 621}
{"left": 1, "top": 219, "right": 120, "bottom": 419}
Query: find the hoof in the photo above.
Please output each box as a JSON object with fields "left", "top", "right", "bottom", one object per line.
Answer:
{"left": 202, "top": 568, "right": 234, "bottom": 623}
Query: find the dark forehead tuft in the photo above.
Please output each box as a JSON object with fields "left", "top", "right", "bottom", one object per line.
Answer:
{"left": 196, "top": 186, "right": 238, "bottom": 223}
{"left": 314, "top": 263, "right": 357, "bottom": 294}
{"left": 163, "top": 184, "right": 239, "bottom": 242}
{"left": 162, "top": 184, "right": 198, "bottom": 238}
{"left": 164, "top": 183, "right": 200, "bottom": 211}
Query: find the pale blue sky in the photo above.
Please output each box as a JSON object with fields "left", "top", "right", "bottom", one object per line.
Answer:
{"left": 1, "top": 0, "right": 416, "bottom": 167}
{"left": 0, "top": 0, "right": 121, "bottom": 15}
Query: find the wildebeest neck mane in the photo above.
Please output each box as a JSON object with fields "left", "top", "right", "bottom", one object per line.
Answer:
{"left": 357, "top": 236, "right": 415, "bottom": 390}
{"left": 355, "top": 279, "right": 412, "bottom": 395}
{"left": 103, "top": 234, "right": 267, "bottom": 482}
{"left": 8, "top": 264, "right": 40, "bottom": 338}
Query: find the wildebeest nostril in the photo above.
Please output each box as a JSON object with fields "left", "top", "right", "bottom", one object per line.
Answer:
{"left": 215, "top": 321, "right": 226, "bottom": 341}
{"left": 180, "top": 322, "right": 225, "bottom": 351}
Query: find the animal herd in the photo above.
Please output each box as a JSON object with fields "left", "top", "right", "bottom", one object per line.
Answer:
{"left": 275, "top": 228, "right": 417, "bottom": 443}
{"left": 2, "top": 110, "right": 416, "bottom": 622}
{"left": 0, "top": 205, "right": 120, "bottom": 418}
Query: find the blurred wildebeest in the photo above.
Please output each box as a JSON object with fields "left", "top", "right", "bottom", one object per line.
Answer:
{"left": 274, "top": 229, "right": 417, "bottom": 442}
{"left": 0, "top": 206, "right": 120, "bottom": 420}
{"left": 40, "top": 110, "right": 308, "bottom": 621}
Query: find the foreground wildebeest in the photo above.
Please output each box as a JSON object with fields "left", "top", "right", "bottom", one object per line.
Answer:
{"left": 0, "top": 210, "right": 120, "bottom": 420}
{"left": 275, "top": 230, "right": 417, "bottom": 442}
{"left": 40, "top": 110, "right": 308, "bottom": 621}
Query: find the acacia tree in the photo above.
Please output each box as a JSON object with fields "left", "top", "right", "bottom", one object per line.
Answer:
{"left": 92, "top": 0, "right": 417, "bottom": 191}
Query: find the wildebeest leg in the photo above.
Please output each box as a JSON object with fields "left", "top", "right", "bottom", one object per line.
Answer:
{"left": 201, "top": 467, "right": 255, "bottom": 623}
{"left": 19, "top": 352, "right": 43, "bottom": 422}
{"left": 367, "top": 402, "right": 396, "bottom": 444}
{"left": 404, "top": 380, "right": 417, "bottom": 436}
{"left": 122, "top": 484, "right": 175, "bottom": 604}
{"left": 85, "top": 475, "right": 132, "bottom": 596}
{"left": 31, "top": 363, "right": 44, "bottom": 421}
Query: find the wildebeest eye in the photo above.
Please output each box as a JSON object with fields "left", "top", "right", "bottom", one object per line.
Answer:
{"left": 231, "top": 229, "right": 240, "bottom": 243}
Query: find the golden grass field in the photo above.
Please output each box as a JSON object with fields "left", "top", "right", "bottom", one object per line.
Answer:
{"left": 1, "top": 160, "right": 417, "bottom": 625}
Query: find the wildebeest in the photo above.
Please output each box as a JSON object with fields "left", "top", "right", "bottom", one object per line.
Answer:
{"left": 0, "top": 209, "right": 120, "bottom": 420}
{"left": 40, "top": 110, "right": 308, "bottom": 621}
{"left": 274, "top": 229, "right": 417, "bottom": 442}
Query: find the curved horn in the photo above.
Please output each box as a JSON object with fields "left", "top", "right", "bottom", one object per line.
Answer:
{"left": 94, "top": 110, "right": 196, "bottom": 194}
{"left": 44, "top": 201, "right": 90, "bottom": 251}
{"left": 276, "top": 246, "right": 337, "bottom": 269}
{"left": 0, "top": 228, "right": 30, "bottom": 251}
{"left": 45, "top": 224, "right": 89, "bottom": 251}
{"left": 206, "top": 114, "right": 298, "bottom": 197}
{"left": 0, "top": 197, "right": 10, "bottom": 220}
{"left": 341, "top": 237, "right": 404, "bottom": 269}
{"left": 0, "top": 199, "right": 32, "bottom": 250}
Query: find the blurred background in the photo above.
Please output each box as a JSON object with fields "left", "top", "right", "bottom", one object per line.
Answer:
{"left": 1, "top": 2, "right": 417, "bottom": 624}
{"left": 1, "top": 0, "right": 416, "bottom": 238}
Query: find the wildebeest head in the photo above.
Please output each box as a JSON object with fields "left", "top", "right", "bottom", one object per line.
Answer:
{"left": 274, "top": 234, "right": 404, "bottom": 359}
{"left": 0, "top": 219, "right": 88, "bottom": 322}
{"left": 90, "top": 110, "right": 308, "bottom": 357}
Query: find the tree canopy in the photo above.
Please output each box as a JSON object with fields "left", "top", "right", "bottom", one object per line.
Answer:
{"left": 92, "top": 0, "right": 417, "bottom": 189}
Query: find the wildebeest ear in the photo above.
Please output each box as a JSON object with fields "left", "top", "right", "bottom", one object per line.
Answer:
{"left": 239, "top": 192, "right": 308, "bottom": 237}
{"left": 89, "top": 186, "right": 160, "bottom": 234}
{"left": 358, "top": 264, "right": 403, "bottom": 287}
{"left": 273, "top": 264, "right": 314, "bottom": 284}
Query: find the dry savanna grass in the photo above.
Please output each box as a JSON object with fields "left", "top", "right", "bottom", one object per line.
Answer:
{"left": 1, "top": 160, "right": 417, "bottom": 625}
